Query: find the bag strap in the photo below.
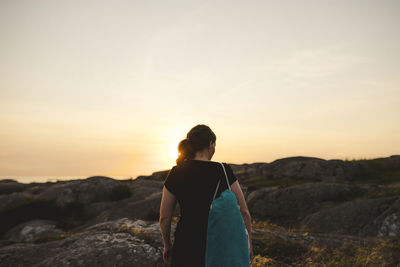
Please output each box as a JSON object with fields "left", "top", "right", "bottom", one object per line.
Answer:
{"left": 221, "top": 162, "right": 231, "bottom": 190}
{"left": 212, "top": 162, "right": 231, "bottom": 201}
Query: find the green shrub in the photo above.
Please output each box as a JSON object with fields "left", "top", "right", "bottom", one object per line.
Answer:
{"left": 110, "top": 184, "right": 132, "bottom": 201}
{"left": 55, "top": 200, "right": 87, "bottom": 230}
{"left": 0, "top": 180, "right": 27, "bottom": 195}
{"left": 0, "top": 198, "right": 88, "bottom": 238}
{"left": 145, "top": 209, "right": 160, "bottom": 221}
{"left": 0, "top": 198, "right": 59, "bottom": 238}
{"left": 242, "top": 176, "right": 318, "bottom": 189}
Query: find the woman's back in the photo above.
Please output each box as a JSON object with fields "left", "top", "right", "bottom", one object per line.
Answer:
{"left": 163, "top": 159, "right": 238, "bottom": 266}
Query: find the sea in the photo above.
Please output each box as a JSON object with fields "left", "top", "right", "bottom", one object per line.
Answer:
{"left": 0, "top": 175, "right": 138, "bottom": 184}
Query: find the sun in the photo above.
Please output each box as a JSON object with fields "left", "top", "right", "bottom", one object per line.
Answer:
{"left": 164, "top": 123, "right": 190, "bottom": 163}
{"left": 168, "top": 138, "right": 180, "bottom": 161}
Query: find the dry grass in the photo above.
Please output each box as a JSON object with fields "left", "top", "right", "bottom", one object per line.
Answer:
{"left": 31, "top": 232, "right": 77, "bottom": 244}
{"left": 249, "top": 220, "right": 400, "bottom": 266}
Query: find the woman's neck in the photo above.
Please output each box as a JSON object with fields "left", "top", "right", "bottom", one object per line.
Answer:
{"left": 193, "top": 155, "right": 210, "bottom": 161}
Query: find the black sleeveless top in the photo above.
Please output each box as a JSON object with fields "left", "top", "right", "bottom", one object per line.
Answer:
{"left": 163, "top": 159, "right": 238, "bottom": 267}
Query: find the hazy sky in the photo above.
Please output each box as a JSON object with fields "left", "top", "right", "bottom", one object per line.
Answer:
{"left": 1, "top": 0, "right": 399, "bottom": 182}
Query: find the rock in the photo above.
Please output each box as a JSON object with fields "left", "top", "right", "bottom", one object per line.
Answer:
{"left": 135, "top": 170, "right": 170, "bottom": 182}
{"left": 229, "top": 163, "right": 270, "bottom": 181}
{"left": 231, "top": 155, "right": 400, "bottom": 185}
{"left": 69, "top": 180, "right": 178, "bottom": 228}
{"left": 0, "top": 179, "right": 28, "bottom": 195}
{"left": 0, "top": 218, "right": 170, "bottom": 267}
{"left": 369, "top": 197, "right": 400, "bottom": 238}
{"left": 127, "top": 179, "right": 164, "bottom": 202}
{"left": 0, "top": 191, "right": 35, "bottom": 211}
{"left": 380, "top": 213, "right": 400, "bottom": 237}
{"left": 247, "top": 183, "right": 359, "bottom": 227}
{"left": 82, "top": 179, "right": 172, "bottom": 224}
{"left": 92, "top": 191, "right": 165, "bottom": 224}
{"left": 35, "top": 176, "right": 122, "bottom": 206}
{"left": 4, "top": 219, "right": 64, "bottom": 243}
{"left": 301, "top": 196, "right": 400, "bottom": 237}
{"left": 264, "top": 156, "right": 357, "bottom": 182}
{"left": 1, "top": 154, "right": 399, "bottom": 252}
{"left": 83, "top": 201, "right": 116, "bottom": 220}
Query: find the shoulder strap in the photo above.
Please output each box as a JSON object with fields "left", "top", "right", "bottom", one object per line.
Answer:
{"left": 220, "top": 162, "right": 231, "bottom": 190}
{"left": 212, "top": 162, "right": 231, "bottom": 201}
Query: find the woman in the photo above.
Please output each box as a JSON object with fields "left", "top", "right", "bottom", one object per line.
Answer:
{"left": 159, "top": 124, "right": 254, "bottom": 266}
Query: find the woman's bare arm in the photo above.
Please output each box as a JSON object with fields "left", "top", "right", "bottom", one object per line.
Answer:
{"left": 231, "top": 181, "right": 251, "bottom": 235}
{"left": 231, "top": 180, "right": 253, "bottom": 257}
{"left": 159, "top": 186, "right": 177, "bottom": 248}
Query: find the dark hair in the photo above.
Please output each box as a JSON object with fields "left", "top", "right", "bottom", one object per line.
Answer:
{"left": 176, "top": 124, "right": 216, "bottom": 166}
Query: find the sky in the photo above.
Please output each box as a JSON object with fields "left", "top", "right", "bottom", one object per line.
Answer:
{"left": 0, "top": 0, "right": 399, "bottom": 183}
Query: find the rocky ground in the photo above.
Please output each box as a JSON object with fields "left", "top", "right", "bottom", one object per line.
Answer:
{"left": 0, "top": 155, "right": 399, "bottom": 266}
{"left": 0, "top": 217, "right": 169, "bottom": 266}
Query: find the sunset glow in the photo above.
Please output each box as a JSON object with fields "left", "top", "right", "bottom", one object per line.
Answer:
{"left": 169, "top": 138, "right": 181, "bottom": 163}
{"left": 0, "top": 1, "right": 399, "bottom": 182}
